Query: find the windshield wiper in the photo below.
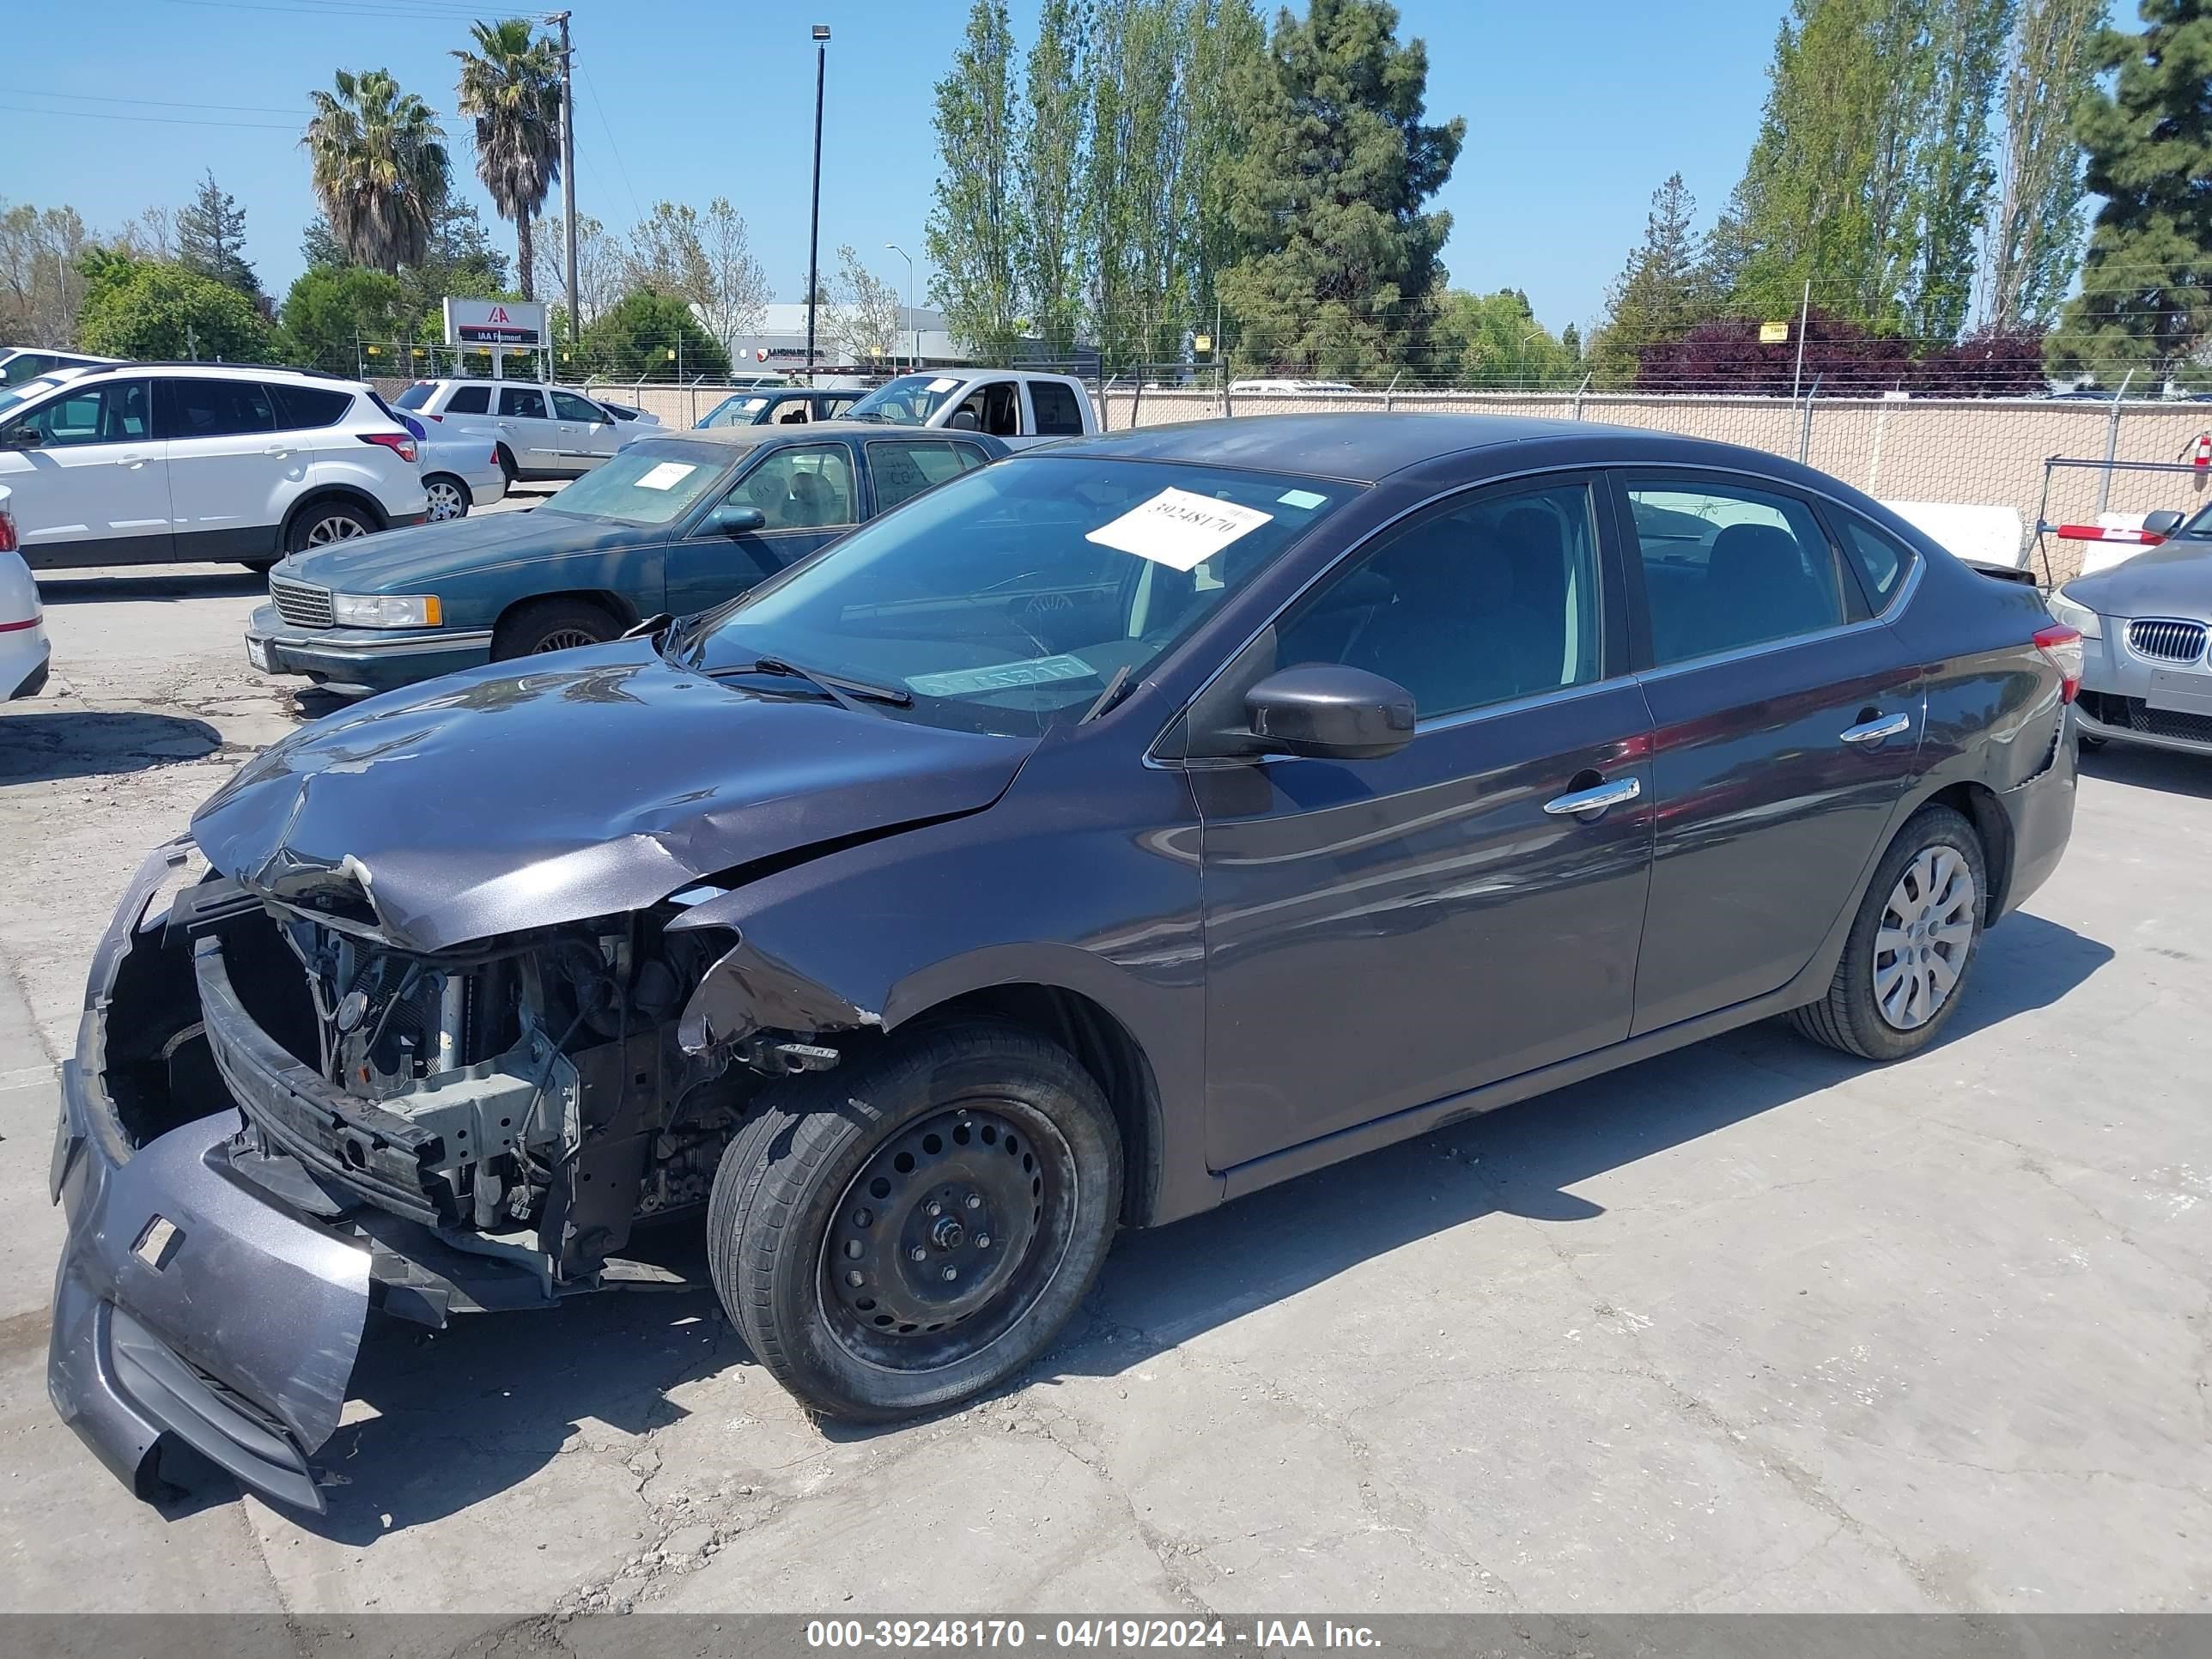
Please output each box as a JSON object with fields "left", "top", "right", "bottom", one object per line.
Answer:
{"left": 722, "top": 654, "right": 914, "bottom": 711}
{"left": 1079, "top": 663, "right": 1133, "bottom": 723}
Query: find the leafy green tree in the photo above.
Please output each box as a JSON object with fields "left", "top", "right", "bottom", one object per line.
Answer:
{"left": 76, "top": 258, "right": 275, "bottom": 362}
{"left": 1015, "top": 0, "right": 1087, "bottom": 362}
{"left": 1083, "top": 0, "right": 1188, "bottom": 371}
{"left": 1217, "top": 0, "right": 1464, "bottom": 379}
{"left": 301, "top": 214, "right": 349, "bottom": 270}
{"left": 927, "top": 0, "right": 1025, "bottom": 364}
{"left": 175, "top": 170, "right": 260, "bottom": 298}
{"left": 1904, "top": 0, "right": 2010, "bottom": 339}
{"left": 1181, "top": 0, "right": 1267, "bottom": 325}
{"left": 578, "top": 289, "right": 731, "bottom": 379}
{"left": 1435, "top": 289, "right": 1578, "bottom": 386}
{"left": 0, "top": 201, "right": 97, "bottom": 344}
{"left": 1589, "top": 173, "right": 1710, "bottom": 387}
{"left": 453, "top": 18, "right": 563, "bottom": 301}
{"left": 303, "top": 68, "right": 451, "bottom": 273}
{"left": 1981, "top": 0, "right": 2104, "bottom": 330}
{"left": 2048, "top": 0, "right": 2212, "bottom": 383}
{"left": 276, "top": 264, "right": 405, "bottom": 371}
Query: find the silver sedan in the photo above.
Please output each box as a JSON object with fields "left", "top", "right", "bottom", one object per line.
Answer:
{"left": 2049, "top": 506, "right": 2212, "bottom": 756}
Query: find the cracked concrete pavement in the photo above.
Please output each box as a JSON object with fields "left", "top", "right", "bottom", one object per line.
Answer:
{"left": 2, "top": 551, "right": 2208, "bottom": 1619}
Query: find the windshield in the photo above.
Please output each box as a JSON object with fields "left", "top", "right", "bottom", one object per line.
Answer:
{"left": 2181, "top": 504, "right": 2212, "bottom": 538}
{"left": 0, "top": 376, "right": 68, "bottom": 422}
{"left": 688, "top": 456, "right": 1359, "bottom": 736}
{"left": 393, "top": 383, "right": 437, "bottom": 410}
{"left": 701, "top": 394, "right": 772, "bottom": 428}
{"left": 844, "top": 374, "right": 965, "bottom": 425}
{"left": 538, "top": 441, "right": 728, "bottom": 526}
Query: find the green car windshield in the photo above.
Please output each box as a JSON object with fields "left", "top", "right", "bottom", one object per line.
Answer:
{"left": 688, "top": 455, "right": 1360, "bottom": 736}
{"left": 537, "top": 442, "right": 728, "bottom": 527}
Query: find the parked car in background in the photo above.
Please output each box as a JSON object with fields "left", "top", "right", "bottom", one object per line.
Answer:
{"left": 842, "top": 368, "right": 1097, "bottom": 447}
{"left": 0, "top": 488, "right": 49, "bottom": 698}
{"left": 0, "top": 362, "right": 427, "bottom": 571}
{"left": 698, "top": 387, "right": 863, "bottom": 429}
{"left": 0, "top": 347, "right": 118, "bottom": 386}
{"left": 417, "top": 430, "right": 507, "bottom": 522}
{"left": 2051, "top": 504, "right": 2212, "bottom": 757}
{"left": 391, "top": 379, "right": 635, "bottom": 483}
{"left": 1228, "top": 379, "right": 1360, "bottom": 395}
{"left": 64, "top": 415, "right": 2077, "bottom": 1509}
{"left": 595, "top": 398, "right": 663, "bottom": 429}
{"left": 244, "top": 422, "right": 1006, "bottom": 694}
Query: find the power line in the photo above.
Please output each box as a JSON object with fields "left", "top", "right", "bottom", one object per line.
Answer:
{"left": 579, "top": 59, "right": 642, "bottom": 225}
{"left": 0, "top": 100, "right": 298, "bottom": 131}
{"left": 0, "top": 87, "right": 306, "bottom": 116}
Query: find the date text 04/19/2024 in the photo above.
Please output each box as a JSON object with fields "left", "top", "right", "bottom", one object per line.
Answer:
{"left": 803, "top": 1620, "right": 1383, "bottom": 1650}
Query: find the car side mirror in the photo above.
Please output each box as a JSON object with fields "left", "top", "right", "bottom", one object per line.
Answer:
{"left": 1243, "top": 665, "right": 1416, "bottom": 760}
{"left": 0, "top": 427, "right": 40, "bottom": 451}
{"left": 706, "top": 503, "right": 766, "bottom": 537}
{"left": 2143, "top": 509, "right": 2185, "bottom": 538}
{"left": 946, "top": 410, "right": 981, "bottom": 431}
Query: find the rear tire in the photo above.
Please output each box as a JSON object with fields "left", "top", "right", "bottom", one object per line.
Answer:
{"left": 1789, "top": 805, "right": 1987, "bottom": 1061}
{"left": 422, "top": 474, "right": 470, "bottom": 521}
{"left": 707, "top": 1021, "right": 1122, "bottom": 1421}
{"left": 283, "top": 500, "right": 376, "bottom": 554}
{"left": 489, "top": 597, "right": 619, "bottom": 659}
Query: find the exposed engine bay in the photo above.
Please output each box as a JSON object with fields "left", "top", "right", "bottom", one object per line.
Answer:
{"left": 109, "top": 854, "right": 857, "bottom": 1317}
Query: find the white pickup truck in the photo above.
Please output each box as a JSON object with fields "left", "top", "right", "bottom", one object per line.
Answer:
{"left": 842, "top": 369, "right": 1098, "bottom": 448}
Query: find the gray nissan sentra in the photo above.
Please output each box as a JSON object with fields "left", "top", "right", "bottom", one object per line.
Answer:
{"left": 49, "top": 414, "right": 2078, "bottom": 1509}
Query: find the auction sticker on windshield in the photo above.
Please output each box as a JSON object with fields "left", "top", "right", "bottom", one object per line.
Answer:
{"left": 1085, "top": 488, "right": 1273, "bottom": 572}
{"left": 907, "top": 653, "right": 1096, "bottom": 696}
{"left": 635, "top": 461, "right": 697, "bottom": 491}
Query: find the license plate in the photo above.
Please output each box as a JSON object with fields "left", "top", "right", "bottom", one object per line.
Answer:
{"left": 246, "top": 637, "right": 272, "bottom": 672}
{"left": 2148, "top": 668, "right": 2212, "bottom": 716}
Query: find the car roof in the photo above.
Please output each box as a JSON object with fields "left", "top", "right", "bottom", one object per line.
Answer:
{"left": 65, "top": 361, "right": 363, "bottom": 386}
{"left": 1031, "top": 411, "right": 1790, "bottom": 485}
{"left": 647, "top": 419, "right": 1004, "bottom": 452}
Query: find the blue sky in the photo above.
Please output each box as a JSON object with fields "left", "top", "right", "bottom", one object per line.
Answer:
{"left": 2, "top": 0, "right": 1783, "bottom": 334}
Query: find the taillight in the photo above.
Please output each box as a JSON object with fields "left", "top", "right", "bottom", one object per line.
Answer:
{"left": 2034, "top": 623, "right": 2084, "bottom": 703}
{"left": 426, "top": 412, "right": 444, "bottom": 422}
{"left": 358, "top": 431, "right": 419, "bottom": 464}
{"left": 0, "top": 499, "right": 15, "bottom": 555}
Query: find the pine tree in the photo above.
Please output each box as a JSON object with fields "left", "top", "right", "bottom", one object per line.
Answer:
{"left": 1589, "top": 173, "right": 1708, "bottom": 387}
{"left": 2048, "top": 0, "right": 2212, "bottom": 383}
{"left": 1217, "top": 0, "right": 1463, "bottom": 379}
{"left": 176, "top": 170, "right": 259, "bottom": 297}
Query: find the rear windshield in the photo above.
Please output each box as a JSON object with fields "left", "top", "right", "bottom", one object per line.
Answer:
{"left": 394, "top": 383, "right": 436, "bottom": 410}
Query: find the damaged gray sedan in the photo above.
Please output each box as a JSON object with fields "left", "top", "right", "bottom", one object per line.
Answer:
{"left": 49, "top": 416, "right": 2077, "bottom": 1510}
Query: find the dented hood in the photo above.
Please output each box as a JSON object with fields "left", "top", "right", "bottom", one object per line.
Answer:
{"left": 191, "top": 641, "right": 1034, "bottom": 952}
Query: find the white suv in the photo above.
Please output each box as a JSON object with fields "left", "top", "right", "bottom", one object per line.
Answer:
{"left": 392, "top": 379, "right": 631, "bottom": 482}
{"left": 0, "top": 363, "right": 428, "bottom": 572}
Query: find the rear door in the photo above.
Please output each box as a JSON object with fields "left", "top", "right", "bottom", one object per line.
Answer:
{"left": 0, "top": 376, "right": 168, "bottom": 566}
{"left": 663, "top": 440, "right": 860, "bottom": 615}
{"left": 1194, "top": 472, "right": 1656, "bottom": 1170}
{"left": 159, "top": 378, "right": 287, "bottom": 559}
{"left": 862, "top": 437, "right": 993, "bottom": 517}
{"left": 1614, "top": 471, "right": 1925, "bottom": 1033}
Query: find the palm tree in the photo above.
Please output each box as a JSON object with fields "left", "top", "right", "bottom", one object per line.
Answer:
{"left": 303, "top": 70, "right": 450, "bottom": 274}
{"left": 453, "top": 19, "right": 562, "bottom": 301}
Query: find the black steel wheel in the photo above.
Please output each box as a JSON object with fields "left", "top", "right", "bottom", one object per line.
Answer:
{"left": 708, "top": 1021, "right": 1121, "bottom": 1420}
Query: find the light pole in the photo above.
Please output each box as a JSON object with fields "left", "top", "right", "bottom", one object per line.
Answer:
{"left": 805, "top": 23, "right": 830, "bottom": 383}
{"left": 1516, "top": 327, "right": 1543, "bottom": 387}
{"left": 885, "top": 242, "right": 915, "bottom": 374}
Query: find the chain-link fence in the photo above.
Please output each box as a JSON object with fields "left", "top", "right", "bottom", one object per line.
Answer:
{"left": 1094, "top": 385, "right": 2212, "bottom": 585}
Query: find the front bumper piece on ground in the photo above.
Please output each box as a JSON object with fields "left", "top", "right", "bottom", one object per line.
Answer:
{"left": 244, "top": 601, "right": 495, "bottom": 696}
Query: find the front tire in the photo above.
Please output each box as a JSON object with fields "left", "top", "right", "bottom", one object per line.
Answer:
{"left": 489, "top": 596, "right": 618, "bottom": 659}
{"left": 1789, "top": 805, "right": 1987, "bottom": 1061}
{"left": 708, "top": 1022, "right": 1122, "bottom": 1421}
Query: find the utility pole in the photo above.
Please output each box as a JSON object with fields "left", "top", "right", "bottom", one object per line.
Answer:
{"left": 805, "top": 24, "right": 830, "bottom": 382}
{"left": 886, "top": 242, "right": 914, "bottom": 374}
{"left": 551, "top": 10, "right": 579, "bottom": 346}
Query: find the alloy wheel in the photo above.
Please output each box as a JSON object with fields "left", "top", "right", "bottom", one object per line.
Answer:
{"left": 305, "top": 514, "right": 368, "bottom": 546}
{"left": 424, "top": 481, "right": 466, "bottom": 521}
{"left": 1873, "top": 846, "right": 1978, "bottom": 1031}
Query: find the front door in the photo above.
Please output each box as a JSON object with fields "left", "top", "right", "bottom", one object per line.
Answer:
{"left": 1615, "top": 472, "right": 1925, "bottom": 1033}
{"left": 1194, "top": 475, "right": 1656, "bottom": 1171}
{"left": 0, "top": 376, "right": 168, "bottom": 567}
{"left": 551, "top": 389, "right": 620, "bottom": 467}
{"left": 664, "top": 441, "right": 860, "bottom": 616}
{"left": 495, "top": 384, "right": 564, "bottom": 474}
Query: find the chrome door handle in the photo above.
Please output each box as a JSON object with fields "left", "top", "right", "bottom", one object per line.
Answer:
{"left": 1543, "top": 775, "right": 1643, "bottom": 817}
{"left": 112, "top": 455, "right": 145, "bottom": 469}
{"left": 264, "top": 446, "right": 289, "bottom": 457}
{"left": 1840, "top": 713, "right": 1911, "bottom": 745}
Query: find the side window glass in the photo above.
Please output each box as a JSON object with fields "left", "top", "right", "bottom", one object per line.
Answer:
{"left": 1030, "top": 380, "right": 1083, "bottom": 435}
{"left": 728, "top": 445, "right": 856, "bottom": 531}
{"left": 1835, "top": 514, "right": 1917, "bottom": 615}
{"left": 446, "top": 384, "right": 490, "bottom": 415}
{"left": 867, "top": 440, "right": 974, "bottom": 514}
{"left": 950, "top": 441, "right": 990, "bottom": 473}
{"left": 550, "top": 391, "right": 602, "bottom": 422}
{"left": 12, "top": 380, "right": 148, "bottom": 447}
{"left": 499, "top": 386, "right": 550, "bottom": 419}
{"left": 1274, "top": 481, "right": 1605, "bottom": 720}
{"left": 166, "top": 378, "right": 275, "bottom": 440}
{"left": 266, "top": 383, "right": 351, "bottom": 430}
{"left": 984, "top": 382, "right": 1020, "bottom": 436}
{"left": 1624, "top": 480, "right": 1844, "bottom": 665}
{"left": 775, "top": 399, "right": 811, "bottom": 425}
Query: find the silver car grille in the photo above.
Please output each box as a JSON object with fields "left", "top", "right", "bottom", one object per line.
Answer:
{"left": 270, "top": 578, "right": 334, "bottom": 629}
{"left": 2126, "top": 618, "right": 2207, "bottom": 664}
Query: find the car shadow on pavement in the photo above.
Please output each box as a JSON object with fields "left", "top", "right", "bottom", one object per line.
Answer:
{"left": 33, "top": 569, "right": 265, "bottom": 605}
{"left": 2080, "top": 743, "right": 2212, "bottom": 800}
{"left": 0, "top": 711, "right": 222, "bottom": 782}
{"left": 210, "top": 912, "right": 2107, "bottom": 1540}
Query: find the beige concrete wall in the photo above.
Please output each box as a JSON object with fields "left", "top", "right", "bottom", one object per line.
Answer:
{"left": 1097, "top": 389, "right": 2212, "bottom": 585}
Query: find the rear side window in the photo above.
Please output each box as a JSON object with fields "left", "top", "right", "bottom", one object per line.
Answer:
{"left": 499, "top": 386, "right": 550, "bottom": 419}
{"left": 161, "top": 377, "right": 275, "bottom": 440}
{"left": 1030, "top": 380, "right": 1084, "bottom": 435}
{"left": 445, "top": 384, "right": 490, "bottom": 415}
{"left": 1833, "top": 514, "right": 1917, "bottom": 615}
{"left": 267, "top": 382, "right": 353, "bottom": 430}
{"left": 1622, "top": 478, "right": 1845, "bottom": 665}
